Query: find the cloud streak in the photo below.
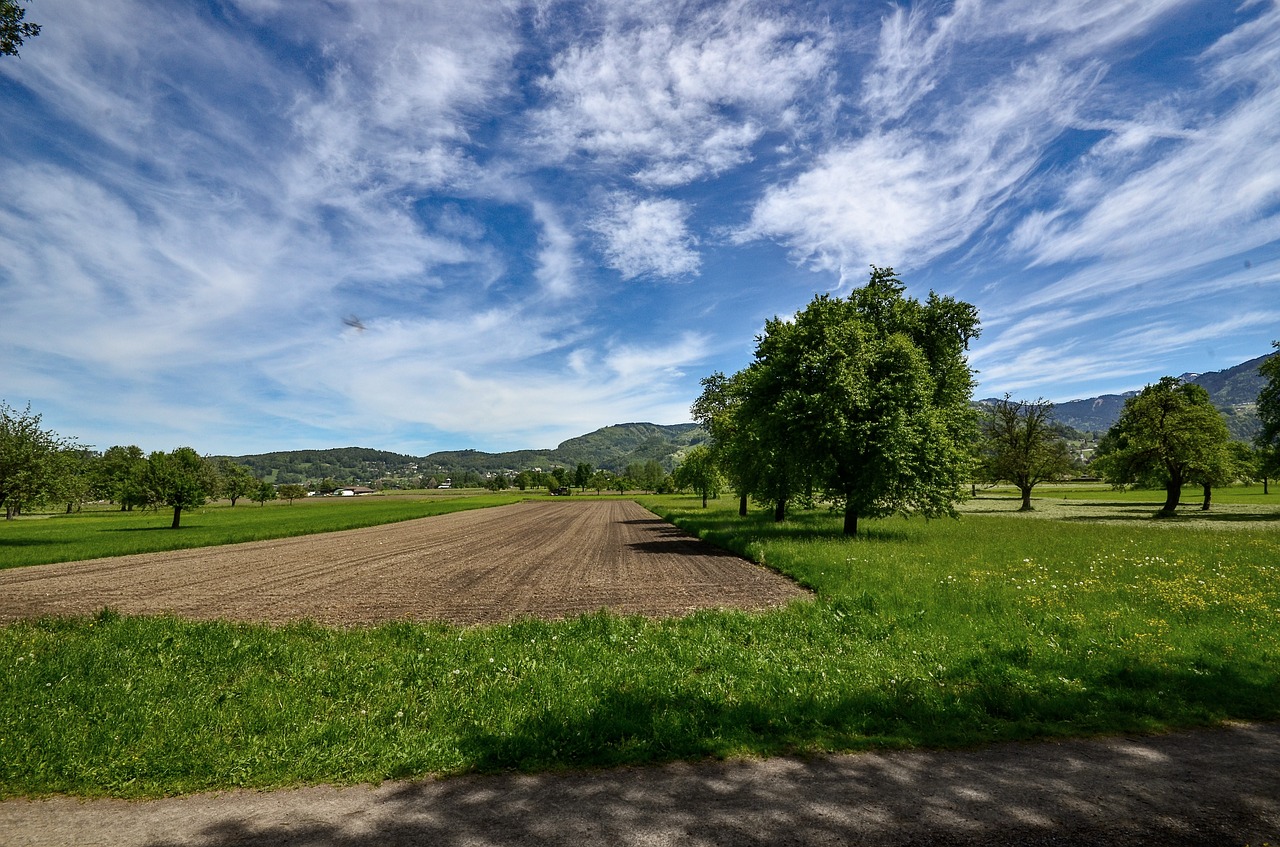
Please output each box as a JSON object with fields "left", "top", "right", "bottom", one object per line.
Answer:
{"left": 1, "top": 0, "right": 1277, "bottom": 455}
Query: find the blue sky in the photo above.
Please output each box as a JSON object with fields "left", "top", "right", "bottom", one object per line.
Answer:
{"left": 2, "top": 0, "right": 1278, "bottom": 457}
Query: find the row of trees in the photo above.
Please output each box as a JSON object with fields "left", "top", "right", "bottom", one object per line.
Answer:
{"left": 0, "top": 406, "right": 317, "bottom": 527}
{"left": 679, "top": 268, "right": 1280, "bottom": 528}
{"left": 973, "top": 384, "right": 1277, "bottom": 517}
{"left": 499, "top": 460, "right": 676, "bottom": 495}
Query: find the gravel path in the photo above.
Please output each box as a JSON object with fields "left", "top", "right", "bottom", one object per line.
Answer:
{"left": 3, "top": 722, "right": 1277, "bottom": 846}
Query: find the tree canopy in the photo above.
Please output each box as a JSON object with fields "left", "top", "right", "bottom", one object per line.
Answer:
{"left": 1093, "top": 378, "right": 1231, "bottom": 517}
{"left": 1259, "top": 342, "right": 1280, "bottom": 451}
{"left": 0, "top": 0, "right": 39, "bottom": 56}
{"left": 142, "top": 447, "right": 215, "bottom": 529}
{"left": 699, "top": 266, "right": 980, "bottom": 536}
{"left": 673, "top": 445, "right": 722, "bottom": 507}
{"left": 0, "top": 401, "right": 73, "bottom": 519}
{"left": 978, "top": 396, "right": 1075, "bottom": 511}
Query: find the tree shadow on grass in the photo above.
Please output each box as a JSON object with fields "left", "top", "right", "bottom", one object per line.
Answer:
{"left": 130, "top": 661, "right": 1280, "bottom": 847}
{"left": 0, "top": 537, "right": 61, "bottom": 548}
{"left": 1061, "top": 509, "right": 1280, "bottom": 524}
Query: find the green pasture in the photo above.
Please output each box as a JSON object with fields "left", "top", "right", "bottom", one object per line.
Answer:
{"left": 1, "top": 488, "right": 1278, "bottom": 798}
{"left": 0, "top": 492, "right": 523, "bottom": 570}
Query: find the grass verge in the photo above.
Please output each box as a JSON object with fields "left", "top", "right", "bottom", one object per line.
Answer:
{"left": 1, "top": 493, "right": 1278, "bottom": 798}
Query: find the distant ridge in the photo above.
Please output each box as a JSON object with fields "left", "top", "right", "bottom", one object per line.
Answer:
{"left": 235, "top": 352, "right": 1275, "bottom": 485}
{"left": 982, "top": 351, "right": 1276, "bottom": 439}
{"left": 229, "top": 422, "right": 706, "bottom": 485}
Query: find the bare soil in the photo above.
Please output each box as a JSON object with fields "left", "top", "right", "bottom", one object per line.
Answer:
{"left": 0, "top": 500, "right": 810, "bottom": 626}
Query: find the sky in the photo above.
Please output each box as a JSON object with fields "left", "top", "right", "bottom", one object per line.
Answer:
{"left": 2, "top": 0, "right": 1278, "bottom": 457}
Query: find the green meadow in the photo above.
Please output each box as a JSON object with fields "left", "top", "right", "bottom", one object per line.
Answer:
{"left": 1, "top": 486, "right": 1278, "bottom": 798}
{"left": 0, "top": 491, "right": 524, "bottom": 570}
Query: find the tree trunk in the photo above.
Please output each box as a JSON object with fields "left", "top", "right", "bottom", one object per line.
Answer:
{"left": 738, "top": 493, "right": 748, "bottom": 517}
{"left": 1157, "top": 473, "right": 1182, "bottom": 517}
{"left": 1019, "top": 484, "right": 1034, "bottom": 512}
{"left": 1201, "top": 483, "right": 1212, "bottom": 511}
{"left": 171, "top": 505, "right": 183, "bottom": 529}
{"left": 843, "top": 502, "right": 859, "bottom": 536}
{"left": 773, "top": 498, "right": 786, "bottom": 522}
{"left": 701, "top": 489, "right": 708, "bottom": 508}
{"left": 1264, "top": 475, "right": 1270, "bottom": 495}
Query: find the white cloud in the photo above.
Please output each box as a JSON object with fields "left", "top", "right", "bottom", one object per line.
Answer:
{"left": 1007, "top": 9, "right": 1280, "bottom": 311}
{"left": 743, "top": 57, "right": 1095, "bottom": 277}
{"left": 530, "top": 4, "right": 831, "bottom": 186}
{"left": 531, "top": 201, "right": 580, "bottom": 298}
{"left": 592, "top": 194, "right": 700, "bottom": 280}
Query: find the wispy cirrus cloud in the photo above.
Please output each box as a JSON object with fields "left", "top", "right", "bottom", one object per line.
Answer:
{"left": 741, "top": 57, "right": 1097, "bottom": 278}
{"left": 529, "top": 1, "right": 832, "bottom": 186}
{"left": 2, "top": 0, "right": 1277, "bottom": 455}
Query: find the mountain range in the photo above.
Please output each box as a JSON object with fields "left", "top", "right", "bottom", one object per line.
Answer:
{"left": 1015, "top": 352, "right": 1275, "bottom": 439}
{"left": 231, "top": 351, "right": 1275, "bottom": 485}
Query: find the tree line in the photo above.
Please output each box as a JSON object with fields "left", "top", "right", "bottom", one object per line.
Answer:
{"left": 0, "top": 419, "right": 311, "bottom": 528}
{"left": 675, "top": 268, "right": 1280, "bottom": 530}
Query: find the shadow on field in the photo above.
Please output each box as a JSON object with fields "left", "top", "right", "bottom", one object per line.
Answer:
{"left": 1060, "top": 509, "right": 1280, "bottom": 524}
{"left": 134, "top": 721, "right": 1280, "bottom": 846}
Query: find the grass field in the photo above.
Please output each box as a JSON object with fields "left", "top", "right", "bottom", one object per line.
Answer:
{"left": 0, "top": 491, "right": 525, "bottom": 570}
{"left": 1, "top": 486, "right": 1278, "bottom": 798}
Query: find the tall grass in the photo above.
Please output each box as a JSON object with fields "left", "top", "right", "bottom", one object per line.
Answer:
{"left": 1, "top": 494, "right": 1278, "bottom": 798}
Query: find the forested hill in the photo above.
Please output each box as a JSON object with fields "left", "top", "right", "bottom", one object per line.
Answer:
{"left": 1013, "top": 351, "right": 1276, "bottom": 439}
{"left": 228, "top": 423, "right": 706, "bottom": 485}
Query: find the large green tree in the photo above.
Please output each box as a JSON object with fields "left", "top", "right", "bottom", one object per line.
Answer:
{"left": 978, "top": 396, "right": 1075, "bottom": 511}
{"left": 1093, "top": 378, "right": 1231, "bottom": 517}
{"left": 143, "top": 447, "right": 215, "bottom": 529}
{"left": 0, "top": 401, "right": 72, "bottom": 519}
{"left": 736, "top": 266, "right": 980, "bottom": 536}
{"left": 1, "top": 0, "right": 39, "bottom": 56}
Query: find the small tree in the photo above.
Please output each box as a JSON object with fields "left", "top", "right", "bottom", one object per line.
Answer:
{"left": 53, "top": 447, "right": 99, "bottom": 514}
{"left": 143, "top": 447, "right": 214, "bottom": 528}
{"left": 673, "top": 445, "right": 723, "bottom": 507}
{"left": 692, "top": 370, "right": 763, "bottom": 517}
{"left": 978, "top": 395, "right": 1075, "bottom": 511}
{"left": 0, "top": 401, "right": 73, "bottom": 519}
{"left": 277, "top": 483, "right": 307, "bottom": 504}
{"left": 1093, "top": 378, "right": 1231, "bottom": 517}
{"left": 573, "top": 462, "right": 593, "bottom": 491}
{"left": 588, "top": 469, "right": 613, "bottom": 495}
{"left": 215, "top": 458, "right": 258, "bottom": 506}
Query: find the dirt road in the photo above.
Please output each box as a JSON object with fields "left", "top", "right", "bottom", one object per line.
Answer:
{"left": 0, "top": 500, "right": 809, "bottom": 625}
{"left": 3, "top": 722, "right": 1277, "bottom": 846}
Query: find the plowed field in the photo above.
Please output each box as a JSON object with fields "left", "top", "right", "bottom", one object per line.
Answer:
{"left": 0, "top": 500, "right": 808, "bottom": 626}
